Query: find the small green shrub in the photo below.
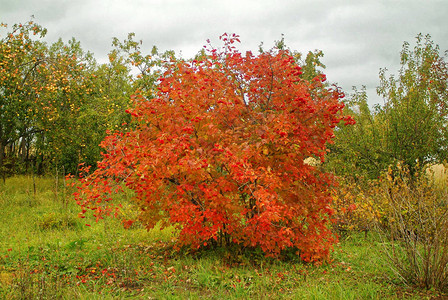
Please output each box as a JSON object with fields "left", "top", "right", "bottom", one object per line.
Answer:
{"left": 37, "top": 212, "right": 80, "bottom": 230}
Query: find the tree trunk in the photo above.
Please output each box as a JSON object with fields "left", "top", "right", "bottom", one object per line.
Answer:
{"left": 19, "top": 136, "right": 27, "bottom": 163}
{"left": 0, "top": 140, "right": 5, "bottom": 184}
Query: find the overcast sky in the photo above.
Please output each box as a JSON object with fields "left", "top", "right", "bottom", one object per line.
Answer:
{"left": 1, "top": 0, "right": 447, "bottom": 105}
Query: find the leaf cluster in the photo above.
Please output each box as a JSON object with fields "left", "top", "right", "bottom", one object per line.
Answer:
{"left": 75, "top": 34, "right": 352, "bottom": 262}
{"left": 328, "top": 34, "right": 448, "bottom": 179}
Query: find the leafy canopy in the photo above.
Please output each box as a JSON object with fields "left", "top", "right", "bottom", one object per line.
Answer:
{"left": 0, "top": 20, "right": 96, "bottom": 174}
{"left": 75, "top": 34, "right": 353, "bottom": 262}
{"left": 328, "top": 34, "right": 448, "bottom": 179}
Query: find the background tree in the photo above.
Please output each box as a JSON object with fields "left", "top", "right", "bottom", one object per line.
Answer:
{"left": 31, "top": 37, "right": 98, "bottom": 174}
{"left": 327, "top": 34, "right": 448, "bottom": 179}
{"left": 72, "top": 33, "right": 177, "bottom": 171}
{"left": 377, "top": 34, "right": 448, "bottom": 175}
{"left": 0, "top": 21, "right": 46, "bottom": 177}
{"left": 72, "top": 47, "right": 134, "bottom": 171}
{"left": 0, "top": 21, "right": 152, "bottom": 176}
{"left": 262, "top": 35, "right": 327, "bottom": 82}
{"left": 327, "top": 87, "right": 389, "bottom": 179}
{"left": 0, "top": 21, "right": 119, "bottom": 176}
{"left": 111, "top": 33, "right": 176, "bottom": 99}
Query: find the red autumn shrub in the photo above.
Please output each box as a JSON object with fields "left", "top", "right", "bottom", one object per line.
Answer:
{"left": 75, "top": 34, "right": 354, "bottom": 262}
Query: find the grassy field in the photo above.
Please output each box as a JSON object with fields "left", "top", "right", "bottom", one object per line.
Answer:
{"left": 0, "top": 176, "right": 445, "bottom": 299}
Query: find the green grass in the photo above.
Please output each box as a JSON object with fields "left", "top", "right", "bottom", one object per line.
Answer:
{"left": 0, "top": 176, "right": 445, "bottom": 299}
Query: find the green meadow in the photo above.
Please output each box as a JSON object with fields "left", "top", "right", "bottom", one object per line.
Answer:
{"left": 0, "top": 176, "right": 445, "bottom": 299}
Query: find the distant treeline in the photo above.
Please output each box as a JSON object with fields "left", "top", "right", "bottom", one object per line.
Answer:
{"left": 0, "top": 20, "right": 327, "bottom": 178}
{"left": 1, "top": 20, "right": 447, "bottom": 180}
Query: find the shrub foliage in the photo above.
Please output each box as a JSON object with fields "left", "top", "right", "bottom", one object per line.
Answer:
{"left": 379, "top": 165, "right": 448, "bottom": 292}
{"left": 75, "top": 34, "right": 353, "bottom": 262}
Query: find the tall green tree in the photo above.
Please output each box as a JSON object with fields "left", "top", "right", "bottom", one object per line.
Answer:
{"left": 33, "top": 37, "right": 98, "bottom": 174}
{"left": 73, "top": 47, "right": 134, "bottom": 171}
{"left": 377, "top": 34, "right": 448, "bottom": 174}
{"left": 111, "top": 33, "right": 176, "bottom": 99}
{"left": 327, "top": 87, "right": 388, "bottom": 179}
{"left": 328, "top": 34, "right": 448, "bottom": 179}
{"left": 0, "top": 20, "right": 105, "bottom": 175}
{"left": 0, "top": 20, "right": 49, "bottom": 176}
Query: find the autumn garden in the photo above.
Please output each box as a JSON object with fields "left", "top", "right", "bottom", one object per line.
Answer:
{"left": 0, "top": 20, "right": 447, "bottom": 299}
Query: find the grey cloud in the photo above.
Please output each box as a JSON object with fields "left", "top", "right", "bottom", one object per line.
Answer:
{"left": 1, "top": 0, "right": 447, "bottom": 106}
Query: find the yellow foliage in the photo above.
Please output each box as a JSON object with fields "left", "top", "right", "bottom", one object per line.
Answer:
{"left": 333, "top": 163, "right": 448, "bottom": 238}
{"left": 332, "top": 179, "right": 386, "bottom": 234}
{"left": 426, "top": 164, "right": 447, "bottom": 186}
{"left": 0, "top": 271, "right": 14, "bottom": 286}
